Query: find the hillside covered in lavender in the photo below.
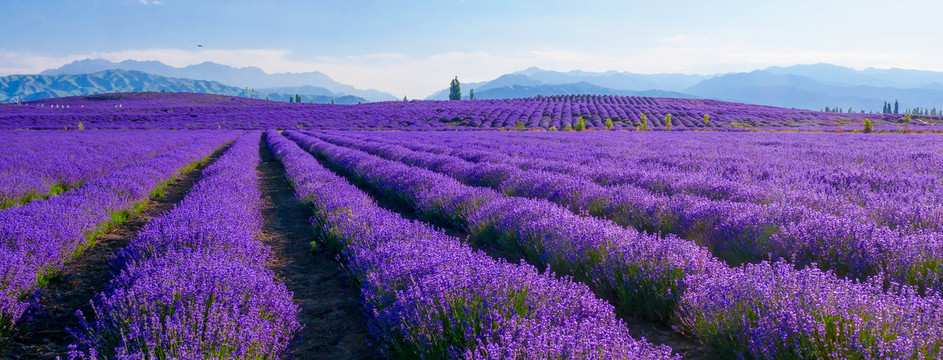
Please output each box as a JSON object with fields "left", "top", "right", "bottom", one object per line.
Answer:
{"left": 1, "top": 92, "right": 939, "bottom": 132}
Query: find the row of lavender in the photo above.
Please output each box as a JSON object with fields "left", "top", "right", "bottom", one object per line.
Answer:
{"left": 362, "top": 131, "right": 943, "bottom": 223}
{"left": 408, "top": 131, "right": 943, "bottom": 247}
{"left": 285, "top": 130, "right": 943, "bottom": 359}
{"left": 0, "top": 130, "right": 240, "bottom": 336}
{"left": 340, "top": 131, "right": 943, "bottom": 239}
{"left": 0, "top": 130, "right": 212, "bottom": 208}
{"left": 266, "top": 130, "right": 677, "bottom": 359}
{"left": 68, "top": 132, "right": 300, "bottom": 359}
{"left": 319, "top": 131, "right": 943, "bottom": 292}
{"left": 2, "top": 92, "right": 936, "bottom": 130}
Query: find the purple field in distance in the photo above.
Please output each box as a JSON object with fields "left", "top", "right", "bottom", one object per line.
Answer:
{"left": 0, "top": 92, "right": 940, "bottom": 131}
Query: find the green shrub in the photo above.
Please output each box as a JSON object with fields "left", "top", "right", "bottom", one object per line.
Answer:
{"left": 574, "top": 117, "right": 587, "bottom": 131}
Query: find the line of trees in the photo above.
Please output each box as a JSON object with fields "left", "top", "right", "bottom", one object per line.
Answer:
{"left": 882, "top": 100, "right": 899, "bottom": 114}
{"left": 820, "top": 100, "right": 939, "bottom": 116}
{"left": 823, "top": 106, "right": 866, "bottom": 114}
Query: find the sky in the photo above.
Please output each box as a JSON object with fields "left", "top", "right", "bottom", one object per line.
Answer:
{"left": 2, "top": 0, "right": 942, "bottom": 97}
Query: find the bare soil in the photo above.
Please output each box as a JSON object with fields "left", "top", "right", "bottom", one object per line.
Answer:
{"left": 256, "top": 139, "right": 376, "bottom": 360}
{"left": 0, "top": 146, "right": 227, "bottom": 360}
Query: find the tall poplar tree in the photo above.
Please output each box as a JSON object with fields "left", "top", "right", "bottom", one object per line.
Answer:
{"left": 449, "top": 77, "right": 462, "bottom": 100}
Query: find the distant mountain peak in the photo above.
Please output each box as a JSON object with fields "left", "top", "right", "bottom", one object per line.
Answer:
{"left": 39, "top": 59, "right": 397, "bottom": 102}
{"left": 0, "top": 69, "right": 368, "bottom": 104}
{"left": 514, "top": 66, "right": 547, "bottom": 75}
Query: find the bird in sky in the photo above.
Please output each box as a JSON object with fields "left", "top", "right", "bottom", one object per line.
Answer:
{"left": 197, "top": 44, "right": 203, "bottom": 48}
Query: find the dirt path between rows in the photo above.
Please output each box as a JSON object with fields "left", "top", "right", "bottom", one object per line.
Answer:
{"left": 256, "top": 138, "right": 376, "bottom": 360}
{"left": 0, "top": 146, "right": 228, "bottom": 360}
{"left": 305, "top": 141, "right": 715, "bottom": 360}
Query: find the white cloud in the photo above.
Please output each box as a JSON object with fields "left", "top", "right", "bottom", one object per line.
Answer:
{"left": 0, "top": 51, "right": 89, "bottom": 76}
{"left": 137, "top": 0, "right": 164, "bottom": 5}
{"left": 2, "top": 46, "right": 943, "bottom": 98}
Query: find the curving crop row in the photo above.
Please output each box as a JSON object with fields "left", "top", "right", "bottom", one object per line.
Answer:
{"left": 0, "top": 130, "right": 240, "bottom": 336}
{"left": 284, "top": 130, "right": 943, "bottom": 359}
{"left": 352, "top": 131, "right": 943, "bottom": 231}
{"left": 68, "top": 131, "right": 301, "bottom": 359}
{"left": 312, "top": 131, "right": 943, "bottom": 293}
{"left": 266, "top": 130, "right": 677, "bottom": 359}
{"left": 0, "top": 130, "right": 213, "bottom": 209}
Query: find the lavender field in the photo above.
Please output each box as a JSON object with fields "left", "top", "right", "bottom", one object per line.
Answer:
{"left": 2, "top": 92, "right": 941, "bottom": 132}
{"left": 1, "top": 94, "right": 943, "bottom": 360}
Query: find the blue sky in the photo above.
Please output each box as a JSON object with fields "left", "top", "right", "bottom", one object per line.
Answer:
{"left": 2, "top": 0, "right": 941, "bottom": 96}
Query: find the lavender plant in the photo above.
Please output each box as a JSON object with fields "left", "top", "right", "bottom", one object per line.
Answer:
{"left": 286, "top": 130, "right": 943, "bottom": 359}
{"left": 0, "top": 131, "right": 239, "bottom": 336}
{"left": 266, "top": 130, "right": 677, "bottom": 359}
{"left": 69, "top": 132, "right": 301, "bottom": 359}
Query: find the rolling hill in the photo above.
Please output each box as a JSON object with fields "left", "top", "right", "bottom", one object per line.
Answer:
{"left": 2, "top": 92, "right": 938, "bottom": 131}
{"left": 428, "top": 64, "right": 943, "bottom": 113}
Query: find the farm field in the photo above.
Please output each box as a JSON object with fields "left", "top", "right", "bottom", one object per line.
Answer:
{"left": 7, "top": 0, "right": 943, "bottom": 357}
{"left": 1, "top": 117, "right": 942, "bottom": 359}
{"left": 1, "top": 92, "right": 941, "bottom": 132}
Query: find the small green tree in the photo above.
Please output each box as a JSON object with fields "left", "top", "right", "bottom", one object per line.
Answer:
{"left": 549, "top": 125, "right": 558, "bottom": 131}
{"left": 331, "top": 97, "right": 335, "bottom": 104}
{"left": 77, "top": 122, "right": 84, "bottom": 130}
{"left": 449, "top": 76, "right": 462, "bottom": 100}
{"left": 862, "top": 118, "right": 874, "bottom": 133}
{"left": 403, "top": 95, "right": 408, "bottom": 101}
{"left": 295, "top": 94, "right": 302, "bottom": 103}
{"left": 289, "top": 96, "right": 294, "bottom": 103}
{"left": 574, "top": 116, "right": 587, "bottom": 131}
{"left": 665, "top": 114, "right": 673, "bottom": 131}
{"left": 564, "top": 124, "right": 573, "bottom": 131}
{"left": 469, "top": 89, "right": 476, "bottom": 100}
{"left": 516, "top": 120, "right": 526, "bottom": 131}
{"left": 703, "top": 114, "right": 709, "bottom": 126}
{"left": 640, "top": 113, "right": 649, "bottom": 131}
{"left": 904, "top": 114, "right": 912, "bottom": 132}
{"left": 605, "top": 118, "right": 614, "bottom": 130}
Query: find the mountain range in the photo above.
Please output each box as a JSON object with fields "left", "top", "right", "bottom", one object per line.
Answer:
{"left": 40, "top": 59, "right": 397, "bottom": 102}
{"left": 427, "top": 64, "right": 943, "bottom": 113}
{"left": 0, "top": 70, "right": 367, "bottom": 104}
{"left": 5, "top": 59, "right": 943, "bottom": 113}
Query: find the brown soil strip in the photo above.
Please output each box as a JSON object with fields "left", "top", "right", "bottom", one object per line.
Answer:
{"left": 0, "top": 146, "right": 229, "bottom": 360}
{"left": 306, "top": 144, "right": 715, "bottom": 360}
{"left": 256, "top": 138, "right": 376, "bottom": 360}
